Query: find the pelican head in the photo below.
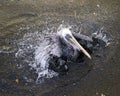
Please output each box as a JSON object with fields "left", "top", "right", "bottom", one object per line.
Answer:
{"left": 57, "top": 28, "right": 91, "bottom": 59}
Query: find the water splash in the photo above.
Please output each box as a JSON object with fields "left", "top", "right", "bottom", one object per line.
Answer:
{"left": 15, "top": 24, "right": 112, "bottom": 83}
{"left": 30, "top": 39, "right": 58, "bottom": 83}
{"left": 15, "top": 26, "right": 59, "bottom": 83}
{"left": 92, "top": 27, "right": 112, "bottom": 47}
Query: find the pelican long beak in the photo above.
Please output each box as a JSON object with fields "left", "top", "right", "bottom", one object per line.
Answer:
{"left": 70, "top": 36, "right": 92, "bottom": 59}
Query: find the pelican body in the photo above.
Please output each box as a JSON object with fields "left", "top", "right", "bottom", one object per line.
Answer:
{"left": 35, "top": 28, "right": 93, "bottom": 75}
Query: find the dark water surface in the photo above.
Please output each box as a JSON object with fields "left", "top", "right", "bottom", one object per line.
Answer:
{"left": 0, "top": 0, "right": 120, "bottom": 96}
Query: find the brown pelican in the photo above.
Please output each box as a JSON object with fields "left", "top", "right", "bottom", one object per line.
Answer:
{"left": 34, "top": 28, "right": 93, "bottom": 77}
{"left": 57, "top": 28, "right": 92, "bottom": 59}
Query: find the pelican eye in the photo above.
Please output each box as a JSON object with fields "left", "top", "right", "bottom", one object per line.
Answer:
{"left": 65, "top": 34, "right": 72, "bottom": 41}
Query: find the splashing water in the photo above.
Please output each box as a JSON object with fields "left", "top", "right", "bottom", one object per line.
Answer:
{"left": 92, "top": 27, "right": 112, "bottom": 47}
{"left": 15, "top": 26, "right": 59, "bottom": 83}
{"left": 31, "top": 39, "right": 59, "bottom": 83}
{"left": 15, "top": 24, "right": 112, "bottom": 83}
